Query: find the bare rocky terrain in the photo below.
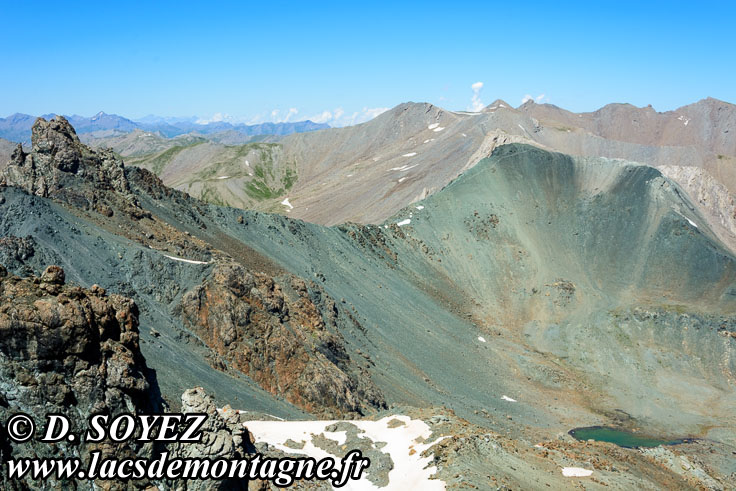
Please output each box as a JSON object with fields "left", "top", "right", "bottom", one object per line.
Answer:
{"left": 101, "top": 98, "right": 736, "bottom": 256}
{"left": 1, "top": 114, "right": 735, "bottom": 489}
{"left": 518, "top": 97, "right": 736, "bottom": 156}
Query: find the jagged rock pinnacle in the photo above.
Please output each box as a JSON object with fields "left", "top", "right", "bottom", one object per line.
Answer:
{"left": 0, "top": 116, "right": 138, "bottom": 215}
{"left": 31, "top": 116, "right": 83, "bottom": 172}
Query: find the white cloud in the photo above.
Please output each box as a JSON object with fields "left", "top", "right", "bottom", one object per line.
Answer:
{"left": 307, "top": 106, "right": 388, "bottom": 127}
{"left": 360, "top": 107, "right": 388, "bottom": 121}
{"left": 197, "top": 105, "right": 389, "bottom": 128}
{"left": 196, "top": 112, "right": 234, "bottom": 124}
{"left": 284, "top": 107, "right": 298, "bottom": 122}
{"left": 258, "top": 108, "right": 301, "bottom": 123}
{"left": 468, "top": 82, "right": 484, "bottom": 112}
{"left": 536, "top": 94, "right": 546, "bottom": 102}
{"left": 310, "top": 110, "right": 334, "bottom": 124}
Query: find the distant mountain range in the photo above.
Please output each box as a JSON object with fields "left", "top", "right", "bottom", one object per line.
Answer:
{"left": 0, "top": 111, "right": 330, "bottom": 143}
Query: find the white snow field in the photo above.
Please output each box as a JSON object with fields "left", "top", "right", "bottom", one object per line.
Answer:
{"left": 245, "top": 415, "right": 448, "bottom": 490}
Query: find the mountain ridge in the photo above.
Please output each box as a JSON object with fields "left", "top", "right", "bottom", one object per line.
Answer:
{"left": 103, "top": 97, "right": 736, "bottom": 259}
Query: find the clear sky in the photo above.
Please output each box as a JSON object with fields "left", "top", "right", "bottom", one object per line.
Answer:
{"left": 1, "top": 0, "right": 734, "bottom": 126}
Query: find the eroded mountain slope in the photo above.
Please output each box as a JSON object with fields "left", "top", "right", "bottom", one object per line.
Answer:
{"left": 115, "top": 99, "right": 736, "bottom": 258}
{"left": 0, "top": 117, "right": 380, "bottom": 419}
{"left": 2, "top": 118, "right": 735, "bottom": 487}
{"left": 214, "top": 144, "right": 736, "bottom": 442}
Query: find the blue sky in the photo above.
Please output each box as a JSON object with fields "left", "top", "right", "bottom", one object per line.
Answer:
{"left": 1, "top": 0, "right": 734, "bottom": 125}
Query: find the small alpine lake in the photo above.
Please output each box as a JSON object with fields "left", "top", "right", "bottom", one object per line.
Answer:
{"left": 569, "top": 426, "right": 693, "bottom": 449}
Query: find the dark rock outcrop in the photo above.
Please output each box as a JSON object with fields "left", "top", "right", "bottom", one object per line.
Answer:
{"left": 0, "top": 236, "right": 52, "bottom": 278}
{"left": 177, "top": 262, "right": 386, "bottom": 418}
{"left": 0, "top": 265, "right": 157, "bottom": 488}
{"left": 0, "top": 266, "right": 254, "bottom": 490}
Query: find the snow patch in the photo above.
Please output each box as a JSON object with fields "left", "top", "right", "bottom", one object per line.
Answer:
{"left": 501, "top": 395, "right": 517, "bottom": 402}
{"left": 281, "top": 198, "right": 294, "bottom": 209}
{"left": 398, "top": 177, "right": 407, "bottom": 183}
{"left": 163, "top": 255, "right": 209, "bottom": 265}
{"left": 389, "top": 164, "right": 418, "bottom": 172}
{"left": 675, "top": 211, "right": 698, "bottom": 229}
{"left": 452, "top": 111, "right": 483, "bottom": 116}
{"left": 397, "top": 219, "right": 411, "bottom": 227}
{"left": 477, "top": 336, "right": 486, "bottom": 343}
{"left": 246, "top": 416, "right": 447, "bottom": 490}
{"left": 562, "top": 467, "right": 593, "bottom": 477}
{"left": 403, "top": 152, "right": 417, "bottom": 157}
{"left": 428, "top": 123, "right": 439, "bottom": 130}
{"left": 432, "top": 127, "right": 445, "bottom": 132}
{"left": 216, "top": 176, "right": 230, "bottom": 180}
{"left": 416, "top": 205, "right": 424, "bottom": 210}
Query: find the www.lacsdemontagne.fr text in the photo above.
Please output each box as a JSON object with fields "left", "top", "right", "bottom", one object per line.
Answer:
{"left": 3, "top": 412, "right": 371, "bottom": 487}
{"left": 7, "top": 451, "right": 370, "bottom": 487}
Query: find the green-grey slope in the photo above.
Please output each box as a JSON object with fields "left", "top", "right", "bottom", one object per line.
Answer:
{"left": 138, "top": 143, "right": 736, "bottom": 444}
